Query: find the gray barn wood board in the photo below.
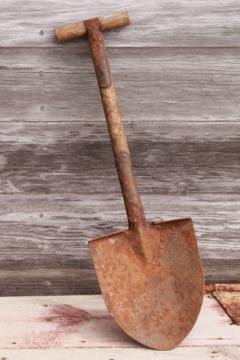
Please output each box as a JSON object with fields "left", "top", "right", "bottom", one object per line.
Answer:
{"left": 0, "top": 194, "right": 239, "bottom": 295}
{"left": 0, "top": 0, "right": 239, "bottom": 295}
{"left": 2, "top": 0, "right": 240, "bottom": 47}
{"left": 0, "top": 122, "right": 239, "bottom": 194}
{"left": 1, "top": 48, "right": 240, "bottom": 122}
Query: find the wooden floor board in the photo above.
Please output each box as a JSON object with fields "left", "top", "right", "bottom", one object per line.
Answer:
{"left": 1, "top": 347, "right": 240, "bottom": 360}
{"left": 0, "top": 294, "right": 239, "bottom": 349}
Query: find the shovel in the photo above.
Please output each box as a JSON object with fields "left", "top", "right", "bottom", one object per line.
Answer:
{"left": 56, "top": 11, "right": 204, "bottom": 350}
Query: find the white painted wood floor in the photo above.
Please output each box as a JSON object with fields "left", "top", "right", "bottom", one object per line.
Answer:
{"left": 0, "top": 294, "right": 239, "bottom": 359}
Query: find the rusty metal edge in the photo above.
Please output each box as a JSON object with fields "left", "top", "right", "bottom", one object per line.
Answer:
{"left": 213, "top": 291, "right": 240, "bottom": 325}
{"left": 205, "top": 283, "right": 240, "bottom": 293}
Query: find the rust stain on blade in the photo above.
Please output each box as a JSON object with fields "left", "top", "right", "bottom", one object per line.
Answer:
{"left": 56, "top": 13, "right": 204, "bottom": 350}
{"left": 89, "top": 218, "right": 204, "bottom": 350}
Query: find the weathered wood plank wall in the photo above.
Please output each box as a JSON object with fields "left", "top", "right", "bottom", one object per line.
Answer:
{"left": 2, "top": 0, "right": 240, "bottom": 47}
{"left": 0, "top": 0, "right": 239, "bottom": 295}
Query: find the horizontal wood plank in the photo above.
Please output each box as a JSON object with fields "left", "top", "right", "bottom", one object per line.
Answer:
{"left": 0, "top": 194, "right": 239, "bottom": 295}
{"left": 0, "top": 260, "right": 239, "bottom": 296}
{"left": 0, "top": 194, "right": 239, "bottom": 260}
{"left": 0, "top": 295, "right": 239, "bottom": 349}
{"left": 1, "top": 0, "right": 240, "bottom": 293}
{"left": 1, "top": 347, "right": 240, "bottom": 360}
{"left": 2, "top": 0, "right": 240, "bottom": 47}
{"left": 0, "top": 121, "right": 239, "bottom": 195}
{"left": 0, "top": 48, "right": 240, "bottom": 122}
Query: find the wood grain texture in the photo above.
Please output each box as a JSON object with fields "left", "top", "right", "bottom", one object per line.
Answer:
{"left": 2, "top": 348, "right": 240, "bottom": 360}
{"left": 2, "top": 0, "right": 240, "bottom": 47}
{"left": 1, "top": 346, "right": 240, "bottom": 360}
{"left": 0, "top": 194, "right": 239, "bottom": 295}
{"left": 0, "top": 0, "right": 240, "bottom": 294}
{"left": 0, "top": 47, "right": 240, "bottom": 122}
{"left": 1, "top": 260, "right": 239, "bottom": 296}
{"left": 0, "top": 295, "right": 239, "bottom": 348}
{"left": 0, "top": 121, "right": 239, "bottom": 195}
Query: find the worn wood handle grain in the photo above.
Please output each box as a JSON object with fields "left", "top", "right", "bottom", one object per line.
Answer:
{"left": 85, "top": 18, "right": 145, "bottom": 230}
{"left": 56, "top": 11, "right": 130, "bottom": 42}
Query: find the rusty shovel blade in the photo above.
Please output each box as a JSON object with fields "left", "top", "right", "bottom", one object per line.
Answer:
{"left": 89, "top": 218, "right": 204, "bottom": 350}
{"left": 55, "top": 14, "right": 204, "bottom": 350}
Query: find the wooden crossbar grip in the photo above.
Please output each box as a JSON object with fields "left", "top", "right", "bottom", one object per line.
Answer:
{"left": 56, "top": 11, "right": 130, "bottom": 42}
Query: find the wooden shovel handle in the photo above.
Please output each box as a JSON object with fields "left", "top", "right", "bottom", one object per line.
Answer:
{"left": 56, "top": 11, "right": 130, "bottom": 42}
{"left": 84, "top": 19, "right": 146, "bottom": 230}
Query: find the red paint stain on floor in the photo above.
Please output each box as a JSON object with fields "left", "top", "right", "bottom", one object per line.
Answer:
{"left": 40, "top": 305, "right": 92, "bottom": 327}
{"left": 25, "top": 304, "right": 110, "bottom": 348}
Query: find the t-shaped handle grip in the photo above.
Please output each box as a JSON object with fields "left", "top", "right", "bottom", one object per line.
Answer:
{"left": 56, "top": 11, "right": 130, "bottom": 42}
